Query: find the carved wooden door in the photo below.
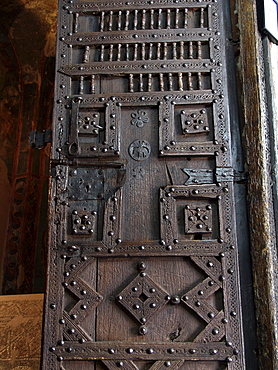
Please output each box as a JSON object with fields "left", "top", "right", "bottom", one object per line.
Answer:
{"left": 43, "top": 0, "right": 245, "bottom": 369}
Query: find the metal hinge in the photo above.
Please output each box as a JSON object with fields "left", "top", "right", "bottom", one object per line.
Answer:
{"left": 29, "top": 129, "right": 52, "bottom": 149}
{"left": 182, "top": 168, "right": 249, "bottom": 185}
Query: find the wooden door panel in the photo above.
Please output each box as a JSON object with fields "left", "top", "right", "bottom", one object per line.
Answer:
{"left": 43, "top": 0, "right": 245, "bottom": 369}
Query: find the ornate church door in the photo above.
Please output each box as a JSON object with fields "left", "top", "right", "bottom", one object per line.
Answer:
{"left": 42, "top": 0, "right": 245, "bottom": 369}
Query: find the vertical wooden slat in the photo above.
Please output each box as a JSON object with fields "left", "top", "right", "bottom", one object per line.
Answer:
{"left": 134, "top": 9, "right": 138, "bottom": 30}
{"left": 139, "top": 73, "right": 143, "bottom": 92}
{"left": 134, "top": 43, "right": 138, "bottom": 60}
{"left": 117, "top": 44, "right": 121, "bottom": 61}
{"left": 160, "top": 73, "right": 164, "bottom": 91}
{"left": 79, "top": 76, "right": 84, "bottom": 94}
{"left": 148, "top": 74, "right": 152, "bottom": 92}
{"left": 184, "top": 8, "right": 188, "bottom": 28}
{"left": 189, "top": 41, "right": 193, "bottom": 59}
{"left": 180, "top": 41, "right": 184, "bottom": 59}
{"left": 142, "top": 9, "right": 146, "bottom": 30}
{"left": 129, "top": 74, "right": 134, "bottom": 92}
{"left": 175, "top": 9, "right": 179, "bottom": 29}
{"left": 100, "top": 12, "right": 105, "bottom": 32}
{"left": 157, "top": 42, "right": 161, "bottom": 59}
{"left": 158, "top": 9, "right": 162, "bottom": 29}
{"left": 100, "top": 44, "right": 104, "bottom": 62}
{"left": 125, "top": 10, "right": 130, "bottom": 31}
{"left": 118, "top": 10, "right": 122, "bottom": 31}
{"left": 150, "top": 9, "right": 154, "bottom": 29}
{"left": 109, "top": 10, "right": 113, "bottom": 31}
{"left": 90, "top": 75, "right": 95, "bottom": 94}
{"left": 167, "top": 9, "right": 171, "bottom": 29}
{"left": 178, "top": 72, "right": 183, "bottom": 91}
{"left": 73, "top": 13, "right": 79, "bottom": 33}
{"left": 83, "top": 46, "right": 90, "bottom": 63}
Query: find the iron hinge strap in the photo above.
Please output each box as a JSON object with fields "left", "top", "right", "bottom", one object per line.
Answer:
{"left": 29, "top": 129, "right": 52, "bottom": 149}
{"left": 182, "top": 168, "right": 249, "bottom": 185}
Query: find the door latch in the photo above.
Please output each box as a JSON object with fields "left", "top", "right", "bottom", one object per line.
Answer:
{"left": 29, "top": 129, "right": 52, "bottom": 149}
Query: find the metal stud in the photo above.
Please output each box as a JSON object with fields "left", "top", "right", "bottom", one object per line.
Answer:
{"left": 164, "top": 361, "right": 171, "bottom": 367}
{"left": 189, "top": 349, "right": 196, "bottom": 354}
{"left": 147, "top": 348, "right": 154, "bottom": 354}
{"left": 138, "top": 262, "right": 146, "bottom": 271}
{"left": 108, "top": 349, "right": 115, "bottom": 354}
{"left": 126, "top": 348, "right": 134, "bottom": 354}
{"left": 139, "top": 326, "right": 148, "bottom": 335}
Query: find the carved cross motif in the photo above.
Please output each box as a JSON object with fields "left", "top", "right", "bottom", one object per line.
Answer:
{"left": 184, "top": 204, "right": 213, "bottom": 234}
{"left": 180, "top": 109, "right": 209, "bottom": 135}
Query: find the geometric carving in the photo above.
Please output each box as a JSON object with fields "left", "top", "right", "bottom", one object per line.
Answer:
{"left": 78, "top": 111, "right": 103, "bottom": 135}
{"left": 180, "top": 108, "right": 209, "bottom": 135}
{"left": 72, "top": 210, "right": 97, "bottom": 235}
{"left": 117, "top": 273, "right": 170, "bottom": 324}
{"left": 184, "top": 204, "right": 212, "bottom": 234}
{"left": 65, "top": 276, "right": 103, "bottom": 325}
{"left": 181, "top": 256, "right": 225, "bottom": 343}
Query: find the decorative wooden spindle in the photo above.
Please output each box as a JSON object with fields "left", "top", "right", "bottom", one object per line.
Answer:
{"left": 158, "top": 9, "right": 162, "bottom": 29}
{"left": 79, "top": 76, "right": 84, "bottom": 94}
{"left": 188, "top": 72, "right": 193, "bottom": 90}
{"left": 142, "top": 43, "right": 146, "bottom": 60}
{"left": 117, "top": 44, "right": 121, "bottom": 61}
{"left": 109, "top": 44, "right": 113, "bottom": 61}
{"left": 197, "top": 41, "right": 202, "bottom": 59}
{"left": 91, "top": 75, "right": 95, "bottom": 94}
{"left": 175, "top": 9, "right": 179, "bottom": 28}
{"left": 167, "top": 9, "right": 171, "bottom": 29}
{"left": 142, "top": 9, "right": 146, "bottom": 30}
{"left": 168, "top": 73, "right": 173, "bottom": 91}
{"left": 184, "top": 8, "right": 188, "bottom": 28}
{"left": 100, "top": 44, "right": 104, "bottom": 62}
{"left": 178, "top": 72, "right": 183, "bottom": 91}
{"left": 149, "top": 43, "right": 153, "bottom": 60}
{"left": 150, "top": 9, "right": 154, "bottom": 29}
{"left": 198, "top": 72, "right": 202, "bottom": 90}
{"left": 180, "top": 41, "right": 184, "bottom": 59}
{"left": 163, "top": 42, "right": 167, "bottom": 59}
{"left": 73, "top": 13, "right": 79, "bottom": 33}
{"left": 157, "top": 42, "right": 161, "bottom": 59}
{"left": 100, "top": 12, "right": 105, "bottom": 32}
{"left": 118, "top": 10, "right": 122, "bottom": 30}
{"left": 173, "top": 42, "right": 177, "bottom": 60}
{"left": 139, "top": 74, "right": 144, "bottom": 92}
{"left": 126, "top": 44, "right": 130, "bottom": 61}
{"left": 200, "top": 7, "right": 205, "bottom": 28}
{"left": 109, "top": 10, "right": 113, "bottom": 31}
{"left": 134, "top": 9, "right": 138, "bottom": 30}
{"left": 125, "top": 10, "right": 130, "bottom": 30}
{"left": 148, "top": 74, "right": 152, "bottom": 92}
{"left": 129, "top": 74, "right": 134, "bottom": 92}
{"left": 83, "top": 46, "right": 90, "bottom": 63}
{"left": 134, "top": 43, "right": 138, "bottom": 60}
{"left": 160, "top": 73, "right": 164, "bottom": 91}
{"left": 189, "top": 41, "right": 193, "bottom": 59}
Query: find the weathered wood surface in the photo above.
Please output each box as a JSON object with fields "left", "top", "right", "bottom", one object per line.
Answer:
{"left": 235, "top": 0, "right": 278, "bottom": 369}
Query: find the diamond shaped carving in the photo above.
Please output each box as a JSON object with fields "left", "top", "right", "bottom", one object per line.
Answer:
{"left": 180, "top": 108, "right": 209, "bottom": 135}
{"left": 117, "top": 273, "right": 170, "bottom": 324}
{"left": 184, "top": 204, "right": 212, "bottom": 234}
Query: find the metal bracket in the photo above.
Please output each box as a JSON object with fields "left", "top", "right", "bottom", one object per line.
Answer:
{"left": 29, "top": 129, "right": 52, "bottom": 149}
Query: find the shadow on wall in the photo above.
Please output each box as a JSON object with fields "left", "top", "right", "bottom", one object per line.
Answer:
{"left": 0, "top": 0, "right": 57, "bottom": 294}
